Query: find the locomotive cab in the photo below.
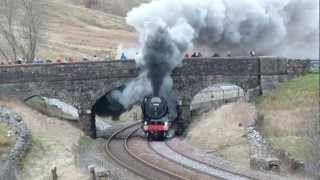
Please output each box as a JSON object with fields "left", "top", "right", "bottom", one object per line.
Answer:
{"left": 141, "top": 96, "right": 174, "bottom": 140}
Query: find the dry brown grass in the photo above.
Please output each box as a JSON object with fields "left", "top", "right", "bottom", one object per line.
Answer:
{"left": 0, "top": 137, "right": 10, "bottom": 147}
{"left": 36, "top": 0, "right": 138, "bottom": 60}
{"left": 69, "top": 0, "right": 149, "bottom": 17}
{"left": 0, "top": 0, "right": 141, "bottom": 63}
{"left": 187, "top": 101, "right": 256, "bottom": 166}
{"left": 0, "top": 99, "right": 86, "bottom": 180}
{"left": 1, "top": 0, "right": 138, "bottom": 64}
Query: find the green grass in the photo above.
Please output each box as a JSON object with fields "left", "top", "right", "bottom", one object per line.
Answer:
{"left": 0, "top": 124, "right": 7, "bottom": 138}
{"left": 257, "top": 73, "right": 319, "bottom": 110}
{"left": 257, "top": 73, "right": 320, "bottom": 165}
{"left": 78, "top": 136, "right": 92, "bottom": 148}
{"left": 269, "top": 136, "right": 316, "bottom": 162}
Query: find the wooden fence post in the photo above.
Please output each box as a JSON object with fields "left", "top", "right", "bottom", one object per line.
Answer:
{"left": 89, "top": 166, "right": 96, "bottom": 180}
{"left": 51, "top": 166, "right": 58, "bottom": 180}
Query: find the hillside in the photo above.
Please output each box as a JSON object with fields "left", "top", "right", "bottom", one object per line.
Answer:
{"left": 37, "top": 0, "right": 140, "bottom": 60}
{"left": 70, "top": 0, "right": 150, "bottom": 17}
{"left": 257, "top": 73, "right": 320, "bottom": 174}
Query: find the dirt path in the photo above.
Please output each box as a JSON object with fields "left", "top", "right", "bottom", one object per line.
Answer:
{"left": 0, "top": 98, "right": 88, "bottom": 180}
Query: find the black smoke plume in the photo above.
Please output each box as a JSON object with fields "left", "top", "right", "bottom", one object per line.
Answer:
{"left": 110, "top": 18, "right": 194, "bottom": 113}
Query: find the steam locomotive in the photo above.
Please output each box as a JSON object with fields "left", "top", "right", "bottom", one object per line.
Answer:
{"left": 141, "top": 96, "right": 178, "bottom": 140}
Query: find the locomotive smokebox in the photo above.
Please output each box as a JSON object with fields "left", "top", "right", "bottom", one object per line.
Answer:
{"left": 141, "top": 96, "right": 179, "bottom": 140}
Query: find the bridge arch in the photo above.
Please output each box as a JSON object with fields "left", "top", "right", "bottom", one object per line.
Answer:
{"left": 173, "top": 74, "right": 257, "bottom": 102}
{"left": 79, "top": 80, "right": 131, "bottom": 138}
{"left": 24, "top": 95, "right": 79, "bottom": 120}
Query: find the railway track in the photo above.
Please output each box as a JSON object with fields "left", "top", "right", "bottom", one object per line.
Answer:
{"left": 106, "top": 123, "right": 254, "bottom": 180}
{"left": 163, "top": 140, "right": 295, "bottom": 180}
{"left": 105, "top": 122, "right": 188, "bottom": 180}
{"left": 161, "top": 141, "right": 255, "bottom": 180}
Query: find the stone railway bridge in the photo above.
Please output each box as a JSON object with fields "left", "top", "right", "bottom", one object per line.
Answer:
{"left": 0, "top": 57, "right": 310, "bottom": 137}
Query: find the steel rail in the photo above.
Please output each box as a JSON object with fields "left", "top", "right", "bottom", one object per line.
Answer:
{"left": 105, "top": 122, "right": 188, "bottom": 180}
{"left": 148, "top": 140, "right": 224, "bottom": 180}
{"left": 164, "top": 140, "right": 257, "bottom": 180}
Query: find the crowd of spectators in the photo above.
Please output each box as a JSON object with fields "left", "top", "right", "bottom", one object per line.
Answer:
{"left": 185, "top": 50, "right": 256, "bottom": 59}
{"left": 0, "top": 55, "right": 108, "bottom": 66}
{"left": 0, "top": 50, "right": 257, "bottom": 66}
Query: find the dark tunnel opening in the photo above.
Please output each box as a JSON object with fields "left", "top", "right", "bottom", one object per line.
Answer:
{"left": 92, "top": 85, "right": 127, "bottom": 121}
{"left": 91, "top": 85, "right": 147, "bottom": 138}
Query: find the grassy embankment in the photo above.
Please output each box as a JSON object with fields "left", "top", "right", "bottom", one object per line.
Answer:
{"left": 25, "top": 96, "right": 76, "bottom": 120}
{"left": 257, "top": 73, "right": 319, "bottom": 165}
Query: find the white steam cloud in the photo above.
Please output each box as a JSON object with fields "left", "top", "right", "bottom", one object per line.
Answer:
{"left": 112, "top": 0, "right": 319, "bottom": 109}
{"left": 111, "top": 71, "right": 152, "bottom": 108}
{"left": 128, "top": 0, "right": 319, "bottom": 59}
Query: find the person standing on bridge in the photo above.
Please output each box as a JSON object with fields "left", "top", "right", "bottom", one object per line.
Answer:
{"left": 249, "top": 50, "right": 256, "bottom": 56}
{"left": 120, "top": 52, "right": 127, "bottom": 60}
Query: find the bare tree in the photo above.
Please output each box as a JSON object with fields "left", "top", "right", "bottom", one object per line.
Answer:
{"left": 0, "top": 0, "right": 43, "bottom": 63}
{"left": 21, "top": 0, "right": 42, "bottom": 63}
{"left": 0, "top": 0, "right": 19, "bottom": 62}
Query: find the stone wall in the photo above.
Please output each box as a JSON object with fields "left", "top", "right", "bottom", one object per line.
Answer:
{"left": 0, "top": 61, "right": 137, "bottom": 108}
{"left": 0, "top": 106, "right": 31, "bottom": 180}
{"left": 247, "top": 117, "right": 307, "bottom": 174}
{"left": 259, "top": 57, "right": 310, "bottom": 95}
{"left": 0, "top": 61, "right": 137, "bottom": 84}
